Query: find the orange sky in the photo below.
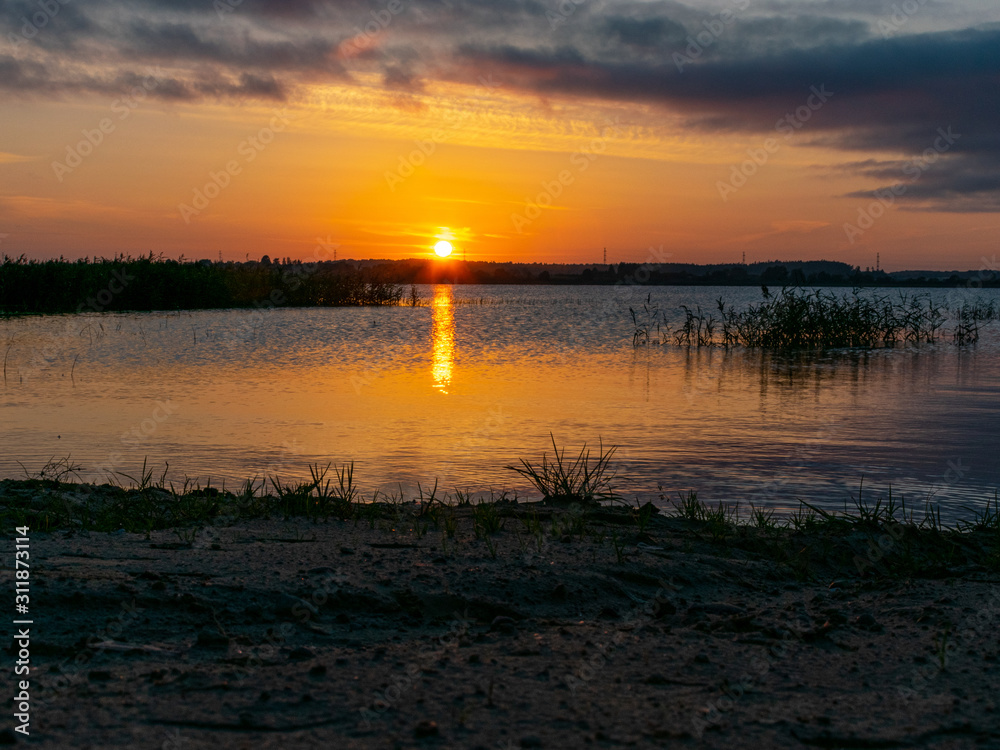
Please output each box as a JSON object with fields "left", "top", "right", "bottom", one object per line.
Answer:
{"left": 2, "top": 2, "right": 999, "bottom": 270}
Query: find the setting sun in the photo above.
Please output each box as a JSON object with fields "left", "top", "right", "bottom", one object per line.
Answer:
{"left": 433, "top": 240, "right": 453, "bottom": 258}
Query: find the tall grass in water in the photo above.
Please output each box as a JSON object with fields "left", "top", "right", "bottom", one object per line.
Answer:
{"left": 629, "top": 294, "right": 662, "bottom": 347}
{"left": 954, "top": 298, "right": 999, "bottom": 322}
{"left": 633, "top": 287, "right": 977, "bottom": 349}
{"left": 720, "top": 288, "right": 945, "bottom": 348}
{"left": 950, "top": 299, "right": 1000, "bottom": 344}
{"left": 0, "top": 253, "right": 402, "bottom": 314}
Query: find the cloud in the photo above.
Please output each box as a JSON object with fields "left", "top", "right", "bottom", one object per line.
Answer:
{"left": 0, "top": 152, "right": 35, "bottom": 164}
{"left": 1, "top": 0, "right": 998, "bottom": 211}
{"left": 449, "top": 25, "right": 1000, "bottom": 210}
{"left": 0, "top": 54, "right": 287, "bottom": 102}
{"left": 602, "top": 16, "right": 688, "bottom": 50}
{"left": 844, "top": 152, "right": 1000, "bottom": 212}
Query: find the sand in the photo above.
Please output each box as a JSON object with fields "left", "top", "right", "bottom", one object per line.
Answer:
{"left": 8, "top": 500, "right": 1000, "bottom": 749}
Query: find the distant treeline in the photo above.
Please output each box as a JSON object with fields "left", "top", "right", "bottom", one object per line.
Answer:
{"left": 352, "top": 258, "right": 1000, "bottom": 288}
{"left": 3, "top": 255, "right": 997, "bottom": 316}
{"left": 0, "top": 254, "right": 402, "bottom": 315}
{"left": 599, "top": 262, "right": 1000, "bottom": 288}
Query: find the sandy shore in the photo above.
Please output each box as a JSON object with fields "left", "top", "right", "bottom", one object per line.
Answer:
{"left": 6, "top": 495, "right": 1000, "bottom": 749}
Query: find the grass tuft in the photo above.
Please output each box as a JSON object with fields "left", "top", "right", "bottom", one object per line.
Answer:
{"left": 506, "top": 434, "right": 619, "bottom": 505}
{"left": 2, "top": 455, "right": 998, "bottom": 582}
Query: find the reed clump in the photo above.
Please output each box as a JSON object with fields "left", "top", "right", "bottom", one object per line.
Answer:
{"left": 506, "top": 434, "right": 620, "bottom": 506}
{"left": 954, "top": 298, "right": 998, "bottom": 322}
{"left": 950, "top": 299, "right": 1000, "bottom": 344}
{"left": 632, "top": 287, "right": 981, "bottom": 349}
{"left": 0, "top": 253, "right": 402, "bottom": 314}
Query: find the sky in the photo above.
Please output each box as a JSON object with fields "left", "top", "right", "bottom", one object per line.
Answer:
{"left": 1, "top": 0, "right": 999, "bottom": 270}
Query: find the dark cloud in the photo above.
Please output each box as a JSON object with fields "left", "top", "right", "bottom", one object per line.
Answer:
{"left": 454, "top": 28, "right": 999, "bottom": 110}
{"left": 1, "top": 0, "right": 97, "bottom": 37}
{"left": 718, "top": 15, "right": 873, "bottom": 55}
{"left": 202, "top": 72, "right": 287, "bottom": 100}
{"left": 121, "top": 18, "right": 348, "bottom": 73}
{"left": 844, "top": 152, "right": 1000, "bottom": 212}
{"left": 1, "top": 0, "right": 998, "bottom": 210}
{"left": 383, "top": 64, "right": 423, "bottom": 91}
{"left": 0, "top": 54, "right": 286, "bottom": 102}
{"left": 450, "top": 26, "right": 1000, "bottom": 209}
{"left": 603, "top": 16, "right": 688, "bottom": 49}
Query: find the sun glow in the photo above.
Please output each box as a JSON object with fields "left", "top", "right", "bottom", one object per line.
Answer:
{"left": 433, "top": 240, "right": 453, "bottom": 258}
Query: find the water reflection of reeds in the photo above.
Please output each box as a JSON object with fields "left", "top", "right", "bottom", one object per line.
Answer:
{"left": 651, "top": 343, "right": 986, "bottom": 408}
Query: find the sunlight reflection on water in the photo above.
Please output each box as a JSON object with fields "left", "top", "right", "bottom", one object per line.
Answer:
{"left": 1, "top": 285, "right": 998, "bottom": 521}
{"left": 431, "top": 285, "right": 454, "bottom": 394}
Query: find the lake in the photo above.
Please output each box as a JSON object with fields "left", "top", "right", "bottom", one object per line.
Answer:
{"left": 2, "top": 285, "right": 998, "bottom": 522}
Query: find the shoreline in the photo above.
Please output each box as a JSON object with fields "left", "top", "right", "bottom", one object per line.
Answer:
{"left": 4, "top": 479, "right": 999, "bottom": 747}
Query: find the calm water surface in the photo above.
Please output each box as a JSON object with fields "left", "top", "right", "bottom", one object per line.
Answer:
{"left": 2, "top": 285, "right": 998, "bottom": 521}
